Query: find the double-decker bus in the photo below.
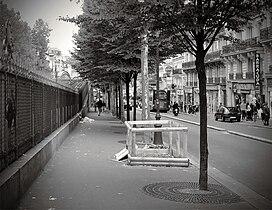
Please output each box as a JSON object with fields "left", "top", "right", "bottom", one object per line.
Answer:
{"left": 149, "top": 90, "right": 170, "bottom": 112}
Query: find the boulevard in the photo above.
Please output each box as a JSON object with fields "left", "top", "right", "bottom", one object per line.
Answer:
{"left": 130, "top": 109, "right": 272, "bottom": 202}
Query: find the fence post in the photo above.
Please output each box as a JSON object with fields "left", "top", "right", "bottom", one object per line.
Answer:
{"left": 127, "top": 129, "right": 132, "bottom": 155}
{"left": 176, "top": 129, "right": 181, "bottom": 158}
{"left": 31, "top": 79, "right": 34, "bottom": 147}
{"left": 169, "top": 121, "right": 173, "bottom": 156}
{"left": 42, "top": 83, "right": 44, "bottom": 138}
{"left": 131, "top": 131, "right": 136, "bottom": 157}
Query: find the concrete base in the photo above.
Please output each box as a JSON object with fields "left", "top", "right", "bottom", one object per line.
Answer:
{"left": 136, "top": 148, "right": 170, "bottom": 157}
{"left": 0, "top": 113, "right": 81, "bottom": 209}
{"left": 128, "top": 154, "right": 189, "bottom": 167}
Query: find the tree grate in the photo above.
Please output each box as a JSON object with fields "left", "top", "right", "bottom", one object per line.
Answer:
{"left": 142, "top": 182, "right": 243, "bottom": 204}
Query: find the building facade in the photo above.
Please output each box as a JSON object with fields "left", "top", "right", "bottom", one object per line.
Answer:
{"left": 223, "top": 10, "right": 272, "bottom": 112}
{"left": 164, "top": 9, "right": 272, "bottom": 114}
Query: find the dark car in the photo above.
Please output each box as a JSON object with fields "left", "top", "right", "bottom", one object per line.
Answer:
{"left": 214, "top": 106, "right": 241, "bottom": 122}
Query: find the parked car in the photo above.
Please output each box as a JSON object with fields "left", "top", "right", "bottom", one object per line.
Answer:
{"left": 214, "top": 106, "right": 241, "bottom": 122}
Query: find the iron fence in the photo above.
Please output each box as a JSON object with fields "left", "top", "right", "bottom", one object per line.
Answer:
{"left": 0, "top": 58, "right": 85, "bottom": 172}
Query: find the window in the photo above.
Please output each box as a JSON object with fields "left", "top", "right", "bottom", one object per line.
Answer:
{"left": 247, "top": 26, "right": 253, "bottom": 39}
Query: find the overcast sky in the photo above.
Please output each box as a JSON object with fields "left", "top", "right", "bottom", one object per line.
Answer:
{"left": 2, "top": 0, "right": 83, "bottom": 56}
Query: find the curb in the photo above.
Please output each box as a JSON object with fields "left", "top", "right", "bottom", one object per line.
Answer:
{"left": 188, "top": 154, "right": 272, "bottom": 209}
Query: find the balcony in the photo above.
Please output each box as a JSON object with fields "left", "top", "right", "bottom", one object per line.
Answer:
{"left": 222, "top": 37, "right": 262, "bottom": 54}
{"left": 172, "top": 68, "right": 183, "bottom": 75}
{"left": 260, "top": 26, "right": 272, "bottom": 42}
{"left": 207, "top": 77, "right": 226, "bottom": 84}
{"left": 205, "top": 50, "right": 222, "bottom": 61}
{"left": 228, "top": 72, "right": 254, "bottom": 80}
{"left": 182, "top": 61, "right": 195, "bottom": 69}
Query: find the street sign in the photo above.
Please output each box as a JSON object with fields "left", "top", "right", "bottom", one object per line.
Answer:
{"left": 255, "top": 53, "right": 260, "bottom": 86}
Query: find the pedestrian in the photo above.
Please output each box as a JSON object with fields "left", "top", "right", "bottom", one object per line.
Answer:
{"left": 258, "top": 107, "right": 263, "bottom": 120}
{"left": 219, "top": 102, "right": 223, "bottom": 110}
{"left": 262, "top": 102, "right": 270, "bottom": 126}
{"left": 96, "top": 99, "right": 103, "bottom": 116}
{"left": 246, "top": 103, "right": 252, "bottom": 121}
{"left": 253, "top": 105, "right": 258, "bottom": 122}
{"left": 94, "top": 101, "right": 97, "bottom": 112}
{"left": 102, "top": 101, "right": 106, "bottom": 112}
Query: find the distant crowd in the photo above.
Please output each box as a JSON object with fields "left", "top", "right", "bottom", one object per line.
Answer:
{"left": 238, "top": 101, "right": 270, "bottom": 126}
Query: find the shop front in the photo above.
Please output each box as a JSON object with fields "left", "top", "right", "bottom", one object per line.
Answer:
{"left": 231, "top": 82, "right": 256, "bottom": 107}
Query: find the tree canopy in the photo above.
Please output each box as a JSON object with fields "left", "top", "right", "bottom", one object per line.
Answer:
{"left": 0, "top": 1, "right": 52, "bottom": 72}
{"left": 31, "top": 19, "right": 52, "bottom": 60}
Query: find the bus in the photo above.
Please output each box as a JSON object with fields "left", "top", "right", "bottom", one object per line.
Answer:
{"left": 149, "top": 90, "right": 170, "bottom": 112}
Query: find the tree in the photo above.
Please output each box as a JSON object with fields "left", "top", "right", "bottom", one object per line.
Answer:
{"left": 0, "top": 2, "right": 53, "bottom": 73}
{"left": 64, "top": 0, "right": 185, "bottom": 122}
{"left": 143, "top": 0, "right": 272, "bottom": 190}
{"left": 31, "top": 19, "right": 51, "bottom": 60}
{"left": 0, "top": 2, "right": 33, "bottom": 60}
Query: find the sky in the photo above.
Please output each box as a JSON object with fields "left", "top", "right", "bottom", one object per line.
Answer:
{"left": 2, "top": 0, "right": 83, "bottom": 56}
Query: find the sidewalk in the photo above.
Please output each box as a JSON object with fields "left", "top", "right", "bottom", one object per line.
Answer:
{"left": 17, "top": 111, "right": 270, "bottom": 209}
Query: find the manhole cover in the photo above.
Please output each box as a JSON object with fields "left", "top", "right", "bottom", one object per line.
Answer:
{"left": 142, "top": 182, "right": 242, "bottom": 204}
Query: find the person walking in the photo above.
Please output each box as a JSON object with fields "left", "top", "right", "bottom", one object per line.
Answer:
{"left": 262, "top": 102, "right": 270, "bottom": 126}
{"left": 96, "top": 99, "right": 103, "bottom": 116}
{"left": 246, "top": 103, "right": 252, "bottom": 121}
{"left": 253, "top": 105, "right": 258, "bottom": 122}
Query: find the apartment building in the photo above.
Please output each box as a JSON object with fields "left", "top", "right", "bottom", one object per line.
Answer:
{"left": 160, "top": 55, "right": 185, "bottom": 104}
{"left": 165, "top": 9, "right": 272, "bottom": 113}
{"left": 223, "top": 10, "right": 272, "bottom": 110}
{"left": 181, "top": 44, "right": 226, "bottom": 113}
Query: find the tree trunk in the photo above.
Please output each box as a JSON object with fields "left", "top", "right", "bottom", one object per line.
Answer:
{"left": 119, "top": 80, "right": 125, "bottom": 122}
{"left": 115, "top": 84, "right": 119, "bottom": 118}
{"left": 126, "top": 73, "right": 130, "bottom": 121}
{"left": 141, "top": 32, "right": 150, "bottom": 121}
{"left": 133, "top": 72, "right": 138, "bottom": 121}
{"left": 196, "top": 49, "right": 208, "bottom": 191}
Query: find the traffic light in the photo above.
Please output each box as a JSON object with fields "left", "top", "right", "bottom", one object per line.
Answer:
{"left": 171, "top": 83, "right": 176, "bottom": 89}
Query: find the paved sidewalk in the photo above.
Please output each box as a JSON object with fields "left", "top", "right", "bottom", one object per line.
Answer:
{"left": 17, "top": 111, "right": 271, "bottom": 209}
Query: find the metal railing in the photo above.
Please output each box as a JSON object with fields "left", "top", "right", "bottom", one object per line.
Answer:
{"left": 0, "top": 58, "right": 87, "bottom": 172}
{"left": 124, "top": 120, "right": 189, "bottom": 166}
{"left": 260, "top": 26, "right": 272, "bottom": 41}
{"left": 222, "top": 37, "right": 262, "bottom": 54}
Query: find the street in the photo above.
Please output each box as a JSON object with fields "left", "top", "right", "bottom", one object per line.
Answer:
{"left": 131, "top": 109, "right": 272, "bottom": 202}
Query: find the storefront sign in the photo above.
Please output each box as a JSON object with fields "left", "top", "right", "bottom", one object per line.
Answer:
{"left": 236, "top": 83, "right": 254, "bottom": 90}
{"left": 255, "top": 53, "right": 260, "bottom": 86}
